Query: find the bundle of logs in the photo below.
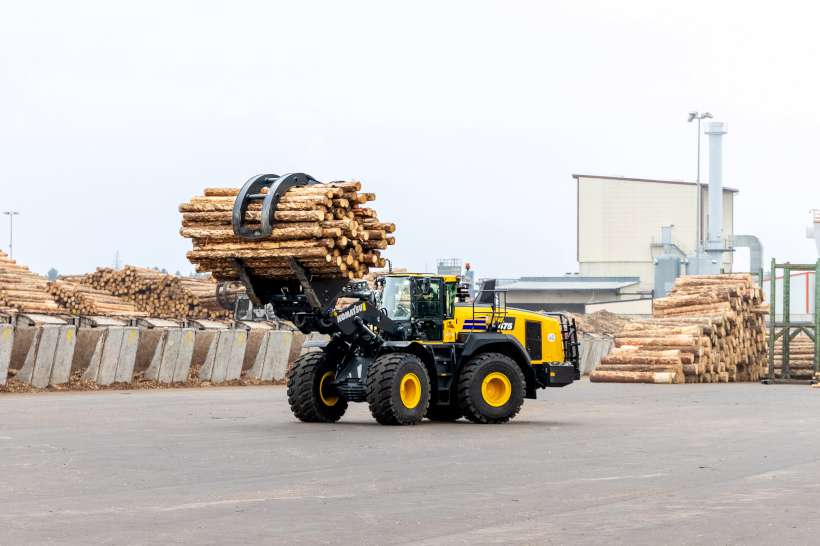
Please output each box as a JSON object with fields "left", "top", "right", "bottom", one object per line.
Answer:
{"left": 771, "top": 333, "right": 816, "bottom": 381}
{"left": 0, "top": 250, "right": 62, "bottom": 315}
{"left": 48, "top": 278, "right": 146, "bottom": 317}
{"left": 179, "top": 181, "right": 393, "bottom": 281}
{"left": 81, "top": 266, "right": 235, "bottom": 320}
{"left": 591, "top": 274, "right": 769, "bottom": 384}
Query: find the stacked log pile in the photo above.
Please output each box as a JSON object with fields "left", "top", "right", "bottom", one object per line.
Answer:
{"left": 771, "top": 333, "right": 816, "bottom": 380}
{"left": 48, "top": 278, "right": 146, "bottom": 317}
{"left": 0, "top": 251, "right": 62, "bottom": 315}
{"left": 81, "top": 266, "right": 235, "bottom": 319}
{"left": 591, "top": 274, "right": 768, "bottom": 384}
{"left": 179, "top": 181, "right": 393, "bottom": 281}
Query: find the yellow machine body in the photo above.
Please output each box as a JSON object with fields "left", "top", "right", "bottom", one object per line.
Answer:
{"left": 452, "top": 305, "right": 566, "bottom": 364}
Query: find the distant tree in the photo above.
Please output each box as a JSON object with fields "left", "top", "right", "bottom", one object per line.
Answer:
{"left": 161, "top": 268, "right": 168, "bottom": 274}
{"left": 47, "top": 268, "right": 59, "bottom": 281}
{"left": 175, "top": 270, "right": 182, "bottom": 276}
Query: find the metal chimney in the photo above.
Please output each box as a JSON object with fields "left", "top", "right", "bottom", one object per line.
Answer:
{"left": 705, "top": 121, "right": 727, "bottom": 253}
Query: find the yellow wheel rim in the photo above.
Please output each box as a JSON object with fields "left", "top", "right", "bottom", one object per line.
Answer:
{"left": 481, "top": 372, "right": 511, "bottom": 407}
{"left": 318, "top": 371, "right": 339, "bottom": 407}
{"left": 399, "top": 372, "right": 422, "bottom": 409}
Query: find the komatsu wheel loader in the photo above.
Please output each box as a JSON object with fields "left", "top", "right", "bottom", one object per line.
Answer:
{"left": 227, "top": 173, "right": 580, "bottom": 425}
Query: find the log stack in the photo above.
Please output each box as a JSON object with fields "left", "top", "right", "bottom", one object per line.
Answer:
{"left": 0, "top": 251, "right": 62, "bottom": 315}
{"left": 48, "top": 278, "right": 147, "bottom": 317}
{"left": 590, "top": 274, "right": 768, "bottom": 384}
{"left": 81, "top": 266, "right": 236, "bottom": 319}
{"left": 771, "top": 333, "right": 816, "bottom": 380}
{"left": 179, "top": 181, "right": 393, "bottom": 281}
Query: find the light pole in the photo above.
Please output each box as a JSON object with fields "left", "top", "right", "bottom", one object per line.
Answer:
{"left": 688, "top": 111, "right": 713, "bottom": 250}
{"left": 2, "top": 211, "right": 19, "bottom": 258}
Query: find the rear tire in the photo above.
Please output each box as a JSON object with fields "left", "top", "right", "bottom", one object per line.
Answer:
{"left": 287, "top": 352, "right": 347, "bottom": 423}
{"left": 366, "top": 353, "right": 430, "bottom": 425}
{"left": 457, "top": 352, "right": 525, "bottom": 424}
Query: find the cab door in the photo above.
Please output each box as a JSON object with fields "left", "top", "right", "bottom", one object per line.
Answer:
{"left": 442, "top": 281, "right": 458, "bottom": 342}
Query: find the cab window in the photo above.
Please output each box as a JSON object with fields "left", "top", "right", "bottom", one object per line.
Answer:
{"left": 413, "top": 278, "right": 443, "bottom": 317}
{"left": 444, "top": 282, "right": 457, "bottom": 319}
{"left": 381, "top": 277, "right": 412, "bottom": 320}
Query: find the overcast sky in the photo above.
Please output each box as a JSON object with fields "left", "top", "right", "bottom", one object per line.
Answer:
{"left": 1, "top": 1, "right": 818, "bottom": 278}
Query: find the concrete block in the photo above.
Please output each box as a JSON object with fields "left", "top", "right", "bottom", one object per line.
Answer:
{"left": 242, "top": 328, "right": 269, "bottom": 372}
{"left": 73, "top": 328, "right": 106, "bottom": 376}
{"left": 0, "top": 324, "right": 13, "bottom": 386}
{"left": 49, "top": 326, "right": 77, "bottom": 386}
{"left": 224, "top": 330, "right": 248, "bottom": 381}
{"left": 113, "top": 327, "right": 140, "bottom": 383}
{"left": 192, "top": 329, "right": 220, "bottom": 367}
{"left": 158, "top": 329, "right": 182, "bottom": 383}
{"left": 9, "top": 326, "right": 38, "bottom": 374}
{"left": 267, "top": 331, "right": 293, "bottom": 381}
{"left": 97, "top": 327, "right": 125, "bottom": 386}
{"left": 299, "top": 332, "right": 330, "bottom": 356}
{"left": 133, "top": 327, "right": 164, "bottom": 374}
{"left": 15, "top": 328, "right": 41, "bottom": 384}
{"left": 252, "top": 330, "right": 293, "bottom": 381}
{"left": 83, "top": 334, "right": 106, "bottom": 382}
{"left": 579, "top": 335, "right": 615, "bottom": 375}
{"left": 249, "top": 330, "right": 294, "bottom": 381}
{"left": 171, "top": 329, "right": 195, "bottom": 383}
{"left": 31, "top": 326, "right": 61, "bottom": 388}
{"left": 210, "top": 330, "right": 236, "bottom": 383}
{"left": 247, "top": 331, "right": 270, "bottom": 380}
{"left": 198, "top": 334, "right": 219, "bottom": 381}
{"left": 142, "top": 328, "right": 195, "bottom": 384}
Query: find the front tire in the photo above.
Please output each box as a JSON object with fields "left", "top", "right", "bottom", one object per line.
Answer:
{"left": 457, "top": 352, "right": 525, "bottom": 424}
{"left": 366, "top": 353, "right": 430, "bottom": 425}
{"left": 287, "top": 352, "right": 347, "bottom": 423}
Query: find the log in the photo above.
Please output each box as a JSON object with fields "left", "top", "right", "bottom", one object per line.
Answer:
{"left": 589, "top": 370, "right": 677, "bottom": 384}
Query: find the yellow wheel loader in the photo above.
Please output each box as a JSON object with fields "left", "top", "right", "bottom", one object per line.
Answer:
{"left": 228, "top": 174, "right": 580, "bottom": 425}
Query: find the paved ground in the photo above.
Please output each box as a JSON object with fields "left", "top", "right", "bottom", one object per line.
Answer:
{"left": 3, "top": 381, "right": 820, "bottom": 545}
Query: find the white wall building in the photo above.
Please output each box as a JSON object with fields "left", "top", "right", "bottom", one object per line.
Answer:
{"left": 574, "top": 174, "right": 737, "bottom": 290}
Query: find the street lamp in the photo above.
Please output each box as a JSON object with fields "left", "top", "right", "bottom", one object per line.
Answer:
{"left": 688, "top": 111, "right": 713, "bottom": 250}
{"left": 2, "top": 211, "right": 19, "bottom": 258}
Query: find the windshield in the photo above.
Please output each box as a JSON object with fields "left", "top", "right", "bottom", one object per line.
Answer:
{"left": 380, "top": 277, "right": 412, "bottom": 320}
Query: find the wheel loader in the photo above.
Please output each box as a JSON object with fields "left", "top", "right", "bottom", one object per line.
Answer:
{"left": 226, "top": 174, "right": 580, "bottom": 425}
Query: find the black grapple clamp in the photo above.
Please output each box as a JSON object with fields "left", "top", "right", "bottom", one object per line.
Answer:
{"left": 232, "top": 173, "right": 320, "bottom": 239}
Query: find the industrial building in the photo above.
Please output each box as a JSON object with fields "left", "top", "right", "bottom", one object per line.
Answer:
{"left": 490, "top": 276, "right": 645, "bottom": 314}
{"left": 574, "top": 173, "right": 736, "bottom": 290}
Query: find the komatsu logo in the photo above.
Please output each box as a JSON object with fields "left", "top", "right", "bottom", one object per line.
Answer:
{"left": 337, "top": 303, "right": 365, "bottom": 322}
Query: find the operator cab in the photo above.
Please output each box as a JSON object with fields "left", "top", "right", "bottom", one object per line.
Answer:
{"left": 375, "top": 274, "right": 459, "bottom": 341}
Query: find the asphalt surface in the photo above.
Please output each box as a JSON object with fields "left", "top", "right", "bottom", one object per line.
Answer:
{"left": 3, "top": 381, "right": 820, "bottom": 545}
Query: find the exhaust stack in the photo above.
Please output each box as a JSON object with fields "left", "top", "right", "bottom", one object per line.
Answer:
{"left": 705, "top": 122, "right": 727, "bottom": 253}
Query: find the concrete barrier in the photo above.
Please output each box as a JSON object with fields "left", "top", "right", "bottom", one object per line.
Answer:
{"left": 82, "top": 327, "right": 141, "bottom": 385}
{"left": 199, "top": 329, "right": 248, "bottom": 383}
{"left": 299, "top": 332, "right": 330, "bottom": 356}
{"left": 0, "top": 324, "right": 14, "bottom": 386}
{"left": 579, "top": 334, "right": 615, "bottom": 375}
{"left": 247, "top": 330, "right": 294, "bottom": 381}
{"left": 0, "top": 319, "right": 298, "bottom": 390}
{"left": 145, "top": 328, "right": 196, "bottom": 384}
{"left": 15, "top": 325, "right": 78, "bottom": 387}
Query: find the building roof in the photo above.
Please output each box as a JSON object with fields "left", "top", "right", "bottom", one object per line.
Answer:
{"left": 572, "top": 174, "right": 739, "bottom": 193}
{"left": 501, "top": 276, "right": 641, "bottom": 292}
